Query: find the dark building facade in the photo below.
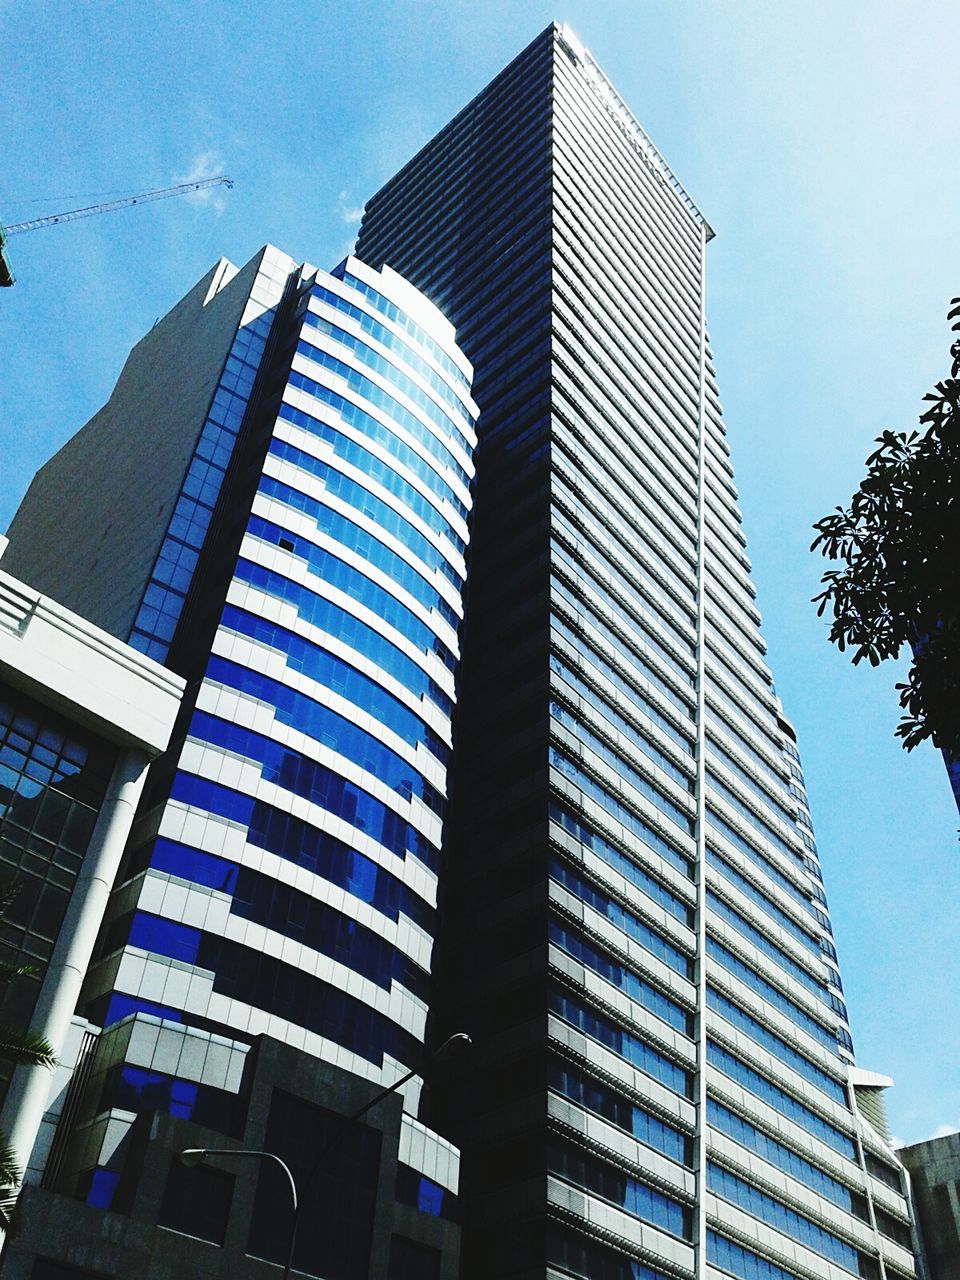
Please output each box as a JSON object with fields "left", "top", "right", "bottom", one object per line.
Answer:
{"left": 1, "top": 1029, "right": 461, "bottom": 1280}
{"left": 356, "top": 21, "right": 917, "bottom": 1280}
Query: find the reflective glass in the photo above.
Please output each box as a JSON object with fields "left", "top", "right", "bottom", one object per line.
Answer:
{"left": 549, "top": 989, "right": 690, "bottom": 1097}
{"left": 307, "top": 288, "right": 472, "bottom": 418}
{"left": 272, "top": 418, "right": 466, "bottom": 554}
{"left": 707, "top": 987, "right": 846, "bottom": 1102}
{"left": 549, "top": 920, "right": 690, "bottom": 1034}
{"left": 550, "top": 859, "right": 691, "bottom": 976}
{"left": 708, "top": 1162, "right": 859, "bottom": 1270}
{"left": 287, "top": 374, "right": 469, "bottom": 518}
{"left": 549, "top": 806, "right": 693, "bottom": 925}
{"left": 233, "top": 557, "right": 454, "bottom": 701}
{"left": 706, "top": 1041, "right": 856, "bottom": 1158}
{"left": 707, "top": 1100, "right": 855, "bottom": 1210}
{"left": 550, "top": 750, "right": 692, "bottom": 877}
{"left": 707, "top": 938, "right": 835, "bottom": 1049}
{"left": 550, "top": 1139, "right": 690, "bottom": 1239}
{"left": 250, "top": 502, "right": 458, "bottom": 624}
{"left": 337, "top": 272, "right": 472, "bottom": 392}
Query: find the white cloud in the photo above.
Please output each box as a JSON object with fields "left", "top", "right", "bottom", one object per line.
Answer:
{"left": 174, "top": 151, "right": 229, "bottom": 212}
{"left": 337, "top": 190, "right": 364, "bottom": 225}
{"left": 928, "top": 1123, "right": 959, "bottom": 1140}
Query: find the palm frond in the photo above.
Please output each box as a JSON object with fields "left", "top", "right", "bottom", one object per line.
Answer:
{"left": 0, "top": 1132, "right": 22, "bottom": 1236}
{"left": 0, "top": 1137, "right": 20, "bottom": 1193}
{"left": 0, "top": 962, "right": 38, "bottom": 989}
{"left": 0, "top": 881, "right": 23, "bottom": 916}
{"left": 0, "top": 1024, "right": 55, "bottom": 1069}
{"left": 0, "top": 1186, "right": 19, "bottom": 1236}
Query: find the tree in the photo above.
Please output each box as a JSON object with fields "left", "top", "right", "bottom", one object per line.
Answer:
{"left": 811, "top": 297, "right": 960, "bottom": 757}
{"left": 0, "top": 880, "right": 56, "bottom": 1232}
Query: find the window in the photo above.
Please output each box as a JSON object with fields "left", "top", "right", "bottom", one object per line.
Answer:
{"left": 248, "top": 1090, "right": 381, "bottom": 1280}
{"left": 158, "top": 1158, "right": 233, "bottom": 1245}
{"left": 388, "top": 1236, "right": 441, "bottom": 1280}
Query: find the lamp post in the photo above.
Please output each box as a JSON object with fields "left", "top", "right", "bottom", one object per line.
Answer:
{"left": 180, "top": 1031, "right": 470, "bottom": 1279}
{"left": 179, "top": 1148, "right": 299, "bottom": 1279}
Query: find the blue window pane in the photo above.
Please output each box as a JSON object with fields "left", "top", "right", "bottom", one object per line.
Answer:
{"left": 707, "top": 890, "right": 828, "bottom": 1003}
{"left": 550, "top": 750, "right": 692, "bottom": 877}
{"left": 128, "top": 912, "right": 202, "bottom": 965}
{"left": 551, "top": 701, "right": 694, "bottom": 833}
{"left": 297, "top": 331, "right": 468, "bottom": 453}
{"left": 248, "top": 510, "right": 459, "bottom": 628}
{"left": 707, "top": 1233, "right": 803, "bottom": 1280}
{"left": 549, "top": 1140, "right": 689, "bottom": 1240}
{"left": 285, "top": 376, "right": 468, "bottom": 520}
{"left": 149, "top": 838, "right": 239, "bottom": 893}
{"left": 550, "top": 858, "right": 691, "bottom": 976}
{"left": 707, "top": 849, "right": 820, "bottom": 955}
{"left": 81, "top": 1168, "right": 120, "bottom": 1209}
{"left": 549, "top": 805, "right": 693, "bottom": 925}
{"left": 233, "top": 557, "right": 455, "bottom": 677}
{"left": 549, "top": 989, "right": 690, "bottom": 1098}
{"left": 271, "top": 422, "right": 465, "bottom": 556}
{"left": 215, "top": 606, "right": 446, "bottom": 755}
{"left": 706, "top": 988, "right": 846, "bottom": 1103}
{"left": 231, "top": 865, "right": 429, "bottom": 998}
{"left": 549, "top": 1061, "right": 688, "bottom": 1165}
{"left": 707, "top": 1100, "right": 854, "bottom": 1211}
{"left": 307, "top": 288, "right": 472, "bottom": 419}
{"left": 706, "top": 1041, "right": 856, "bottom": 1158}
{"left": 549, "top": 920, "right": 690, "bottom": 1035}
{"left": 200, "top": 660, "right": 445, "bottom": 789}
{"left": 337, "top": 271, "right": 472, "bottom": 394}
{"left": 259, "top": 466, "right": 461, "bottom": 587}
{"left": 707, "top": 1163, "right": 859, "bottom": 1271}
{"left": 709, "top": 807, "right": 816, "bottom": 918}
{"left": 171, "top": 765, "right": 439, "bottom": 872}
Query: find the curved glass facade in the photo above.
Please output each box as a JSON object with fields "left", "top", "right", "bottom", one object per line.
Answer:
{"left": 88, "top": 258, "right": 477, "bottom": 1091}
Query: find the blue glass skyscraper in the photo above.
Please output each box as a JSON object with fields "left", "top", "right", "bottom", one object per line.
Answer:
{"left": 82, "top": 255, "right": 477, "bottom": 1104}
{"left": 3, "top": 250, "right": 479, "bottom": 1196}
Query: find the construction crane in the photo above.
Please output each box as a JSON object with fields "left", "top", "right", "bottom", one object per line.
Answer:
{"left": 0, "top": 176, "right": 234, "bottom": 286}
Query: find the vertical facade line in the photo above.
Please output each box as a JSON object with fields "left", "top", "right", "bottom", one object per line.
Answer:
{"left": 694, "top": 217, "right": 710, "bottom": 1280}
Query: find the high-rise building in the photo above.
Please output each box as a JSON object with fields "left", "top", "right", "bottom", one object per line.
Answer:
{"left": 1, "top": 248, "right": 477, "bottom": 1278}
{"left": 0, "top": 20, "right": 919, "bottom": 1280}
{"left": 355, "top": 21, "right": 917, "bottom": 1280}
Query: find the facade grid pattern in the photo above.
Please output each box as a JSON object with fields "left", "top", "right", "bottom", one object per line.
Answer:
{"left": 355, "top": 20, "right": 914, "bottom": 1280}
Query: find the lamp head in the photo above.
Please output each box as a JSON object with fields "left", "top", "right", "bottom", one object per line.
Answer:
{"left": 433, "top": 1032, "right": 472, "bottom": 1063}
{"left": 179, "top": 1148, "right": 207, "bottom": 1168}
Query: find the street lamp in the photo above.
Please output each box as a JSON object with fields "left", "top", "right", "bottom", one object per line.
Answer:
{"left": 180, "top": 1031, "right": 470, "bottom": 1279}
{"left": 178, "top": 1147, "right": 299, "bottom": 1279}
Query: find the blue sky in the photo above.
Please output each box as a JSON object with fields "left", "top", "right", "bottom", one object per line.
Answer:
{"left": 2, "top": 0, "right": 957, "bottom": 1145}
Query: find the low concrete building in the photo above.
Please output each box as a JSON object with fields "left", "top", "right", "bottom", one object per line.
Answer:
{"left": 900, "top": 1130, "right": 960, "bottom": 1280}
{"left": 0, "top": 1026, "right": 461, "bottom": 1279}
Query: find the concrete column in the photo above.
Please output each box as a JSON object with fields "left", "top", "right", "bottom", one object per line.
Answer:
{"left": 0, "top": 747, "right": 149, "bottom": 1182}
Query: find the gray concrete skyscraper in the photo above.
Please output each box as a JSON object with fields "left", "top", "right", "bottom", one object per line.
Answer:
{"left": 356, "top": 22, "right": 917, "bottom": 1280}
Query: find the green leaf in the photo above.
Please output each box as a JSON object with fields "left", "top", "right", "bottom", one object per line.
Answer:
{"left": 0, "top": 1026, "right": 55, "bottom": 1070}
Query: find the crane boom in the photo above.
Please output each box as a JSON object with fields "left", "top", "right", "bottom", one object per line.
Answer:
{"left": 3, "top": 177, "right": 234, "bottom": 236}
